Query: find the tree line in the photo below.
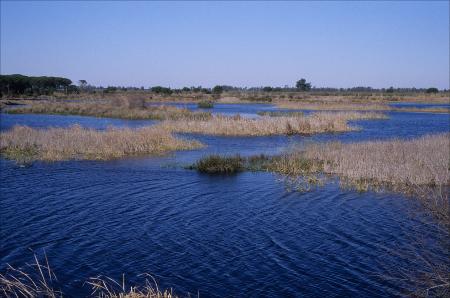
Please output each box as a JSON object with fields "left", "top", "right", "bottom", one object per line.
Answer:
{"left": 1, "top": 74, "right": 444, "bottom": 98}
{"left": 0, "top": 74, "right": 76, "bottom": 97}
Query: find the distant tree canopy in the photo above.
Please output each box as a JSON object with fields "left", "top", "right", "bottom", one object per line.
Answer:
{"left": 296, "top": 79, "right": 311, "bottom": 91}
{"left": 386, "top": 87, "right": 395, "bottom": 93}
{"left": 212, "top": 85, "right": 224, "bottom": 94}
{"left": 151, "top": 86, "right": 173, "bottom": 95}
{"left": 426, "top": 87, "right": 439, "bottom": 94}
{"left": 0, "top": 74, "right": 73, "bottom": 96}
{"left": 263, "top": 86, "right": 273, "bottom": 92}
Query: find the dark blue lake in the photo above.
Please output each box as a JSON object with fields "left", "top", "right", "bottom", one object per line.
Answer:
{"left": 0, "top": 105, "right": 449, "bottom": 297}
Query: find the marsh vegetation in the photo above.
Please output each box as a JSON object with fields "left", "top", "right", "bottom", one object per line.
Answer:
{"left": 0, "top": 125, "right": 202, "bottom": 162}
{"left": 159, "top": 112, "right": 387, "bottom": 136}
{"left": 6, "top": 99, "right": 212, "bottom": 121}
{"left": 197, "top": 100, "right": 214, "bottom": 108}
{"left": 0, "top": 255, "right": 179, "bottom": 298}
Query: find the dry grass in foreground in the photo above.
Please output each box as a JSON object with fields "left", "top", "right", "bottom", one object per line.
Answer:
{"left": 6, "top": 99, "right": 211, "bottom": 121}
{"left": 0, "top": 255, "right": 180, "bottom": 298}
{"left": 0, "top": 125, "right": 203, "bottom": 162}
{"left": 159, "top": 112, "right": 387, "bottom": 136}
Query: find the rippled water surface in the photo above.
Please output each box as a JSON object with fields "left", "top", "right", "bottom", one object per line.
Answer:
{"left": 1, "top": 104, "right": 449, "bottom": 297}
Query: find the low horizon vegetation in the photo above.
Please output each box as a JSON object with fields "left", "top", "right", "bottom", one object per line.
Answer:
{"left": 5, "top": 99, "right": 212, "bottom": 121}
{"left": 0, "top": 125, "right": 203, "bottom": 162}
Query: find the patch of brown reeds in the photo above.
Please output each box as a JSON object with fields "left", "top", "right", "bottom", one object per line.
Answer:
{"left": 0, "top": 254, "right": 180, "bottom": 298}
{"left": 275, "top": 101, "right": 450, "bottom": 114}
{"left": 270, "top": 133, "right": 450, "bottom": 226}
{"left": 275, "top": 101, "right": 391, "bottom": 111}
{"left": 299, "top": 133, "right": 449, "bottom": 188}
{"left": 0, "top": 125, "right": 203, "bottom": 162}
{"left": 6, "top": 99, "right": 211, "bottom": 121}
{"left": 158, "top": 112, "right": 387, "bottom": 136}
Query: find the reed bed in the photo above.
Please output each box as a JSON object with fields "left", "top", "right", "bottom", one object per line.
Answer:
{"left": 297, "top": 133, "right": 450, "bottom": 188}
{"left": 0, "top": 255, "right": 179, "bottom": 298}
{"left": 275, "top": 101, "right": 390, "bottom": 111}
{"left": 0, "top": 125, "right": 203, "bottom": 162}
{"left": 276, "top": 101, "right": 450, "bottom": 114}
{"left": 392, "top": 107, "right": 450, "bottom": 114}
{"left": 256, "top": 111, "right": 304, "bottom": 117}
{"left": 190, "top": 134, "right": 449, "bottom": 225}
{"left": 159, "top": 112, "right": 387, "bottom": 136}
{"left": 6, "top": 100, "right": 211, "bottom": 121}
{"left": 197, "top": 100, "right": 214, "bottom": 108}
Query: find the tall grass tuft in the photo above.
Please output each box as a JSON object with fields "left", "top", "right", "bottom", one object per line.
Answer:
{"left": 0, "top": 125, "right": 203, "bottom": 162}
{"left": 0, "top": 254, "right": 180, "bottom": 298}
{"left": 189, "top": 155, "right": 244, "bottom": 174}
{"left": 197, "top": 101, "right": 214, "bottom": 109}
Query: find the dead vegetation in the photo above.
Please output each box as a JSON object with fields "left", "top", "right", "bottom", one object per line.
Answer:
{"left": 275, "top": 101, "right": 450, "bottom": 114}
{"left": 0, "top": 125, "right": 203, "bottom": 162}
{"left": 0, "top": 254, "right": 180, "bottom": 298}
{"left": 5, "top": 98, "right": 211, "bottom": 121}
{"left": 159, "top": 112, "right": 387, "bottom": 136}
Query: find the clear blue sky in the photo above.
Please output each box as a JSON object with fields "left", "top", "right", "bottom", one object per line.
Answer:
{"left": 1, "top": 1, "right": 449, "bottom": 89}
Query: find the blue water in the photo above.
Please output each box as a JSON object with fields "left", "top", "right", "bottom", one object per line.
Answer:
{"left": 1, "top": 105, "right": 449, "bottom": 297}
{"left": 148, "top": 102, "right": 276, "bottom": 118}
{"left": 0, "top": 113, "right": 157, "bottom": 131}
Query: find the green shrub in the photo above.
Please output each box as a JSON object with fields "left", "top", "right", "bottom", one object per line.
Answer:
{"left": 190, "top": 155, "right": 244, "bottom": 174}
{"left": 198, "top": 101, "right": 214, "bottom": 109}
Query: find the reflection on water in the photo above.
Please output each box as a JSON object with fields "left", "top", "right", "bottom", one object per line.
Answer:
{"left": 0, "top": 104, "right": 449, "bottom": 297}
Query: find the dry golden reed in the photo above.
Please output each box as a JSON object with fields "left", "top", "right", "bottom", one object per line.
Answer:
{"left": 275, "top": 101, "right": 450, "bottom": 114}
{"left": 158, "top": 112, "right": 387, "bottom": 136}
{"left": 0, "top": 125, "right": 203, "bottom": 161}
{"left": 7, "top": 100, "right": 211, "bottom": 121}
{"left": 275, "top": 133, "right": 449, "bottom": 188}
{"left": 275, "top": 101, "right": 391, "bottom": 111}
{"left": 0, "top": 254, "right": 179, "bottom": 298}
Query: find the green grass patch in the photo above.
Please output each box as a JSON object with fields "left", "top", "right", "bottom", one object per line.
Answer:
{"left": 197, "top": 101, "right": 214, "bottom": 108}
{"left": 188, "top": 154, "right": 274, "bottom": 174}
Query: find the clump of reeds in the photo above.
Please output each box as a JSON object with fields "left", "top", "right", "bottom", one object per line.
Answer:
{"left": 299, "top": 133, "right": 449, "bottom": 188}
{"left": 188, "top": 154, "right": 274, "bottom": 174}
{"left": 0, "top": 254, "right": 62, "bottom": 298}
{"left": 0, "top": 125, "right": 203, "bottom": 162}
{"left": 276, "top": 101, "right": 390, "bottom": 111}
{"left": 197, "top": 100, "right": 214, "bottom": 109}
{"left": 0, "top": 254, "right": 179, "bottom": 298}
{"left": 392, "top": 107, "right": 450, "bottom": 114}
{"left": 87, "top": 275, "right": 178, "bottom": 298}
{"left": 159, "top": 112, "right": 387, "bottom": 136}
{"left": 6, "top": 100, "right": 211, "bottom": 121}
{"left": 275, "top": 101, "right": 450, "bottom": 114}
{"left": 189, "top": 155, "right": 244, "bottom": 173}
